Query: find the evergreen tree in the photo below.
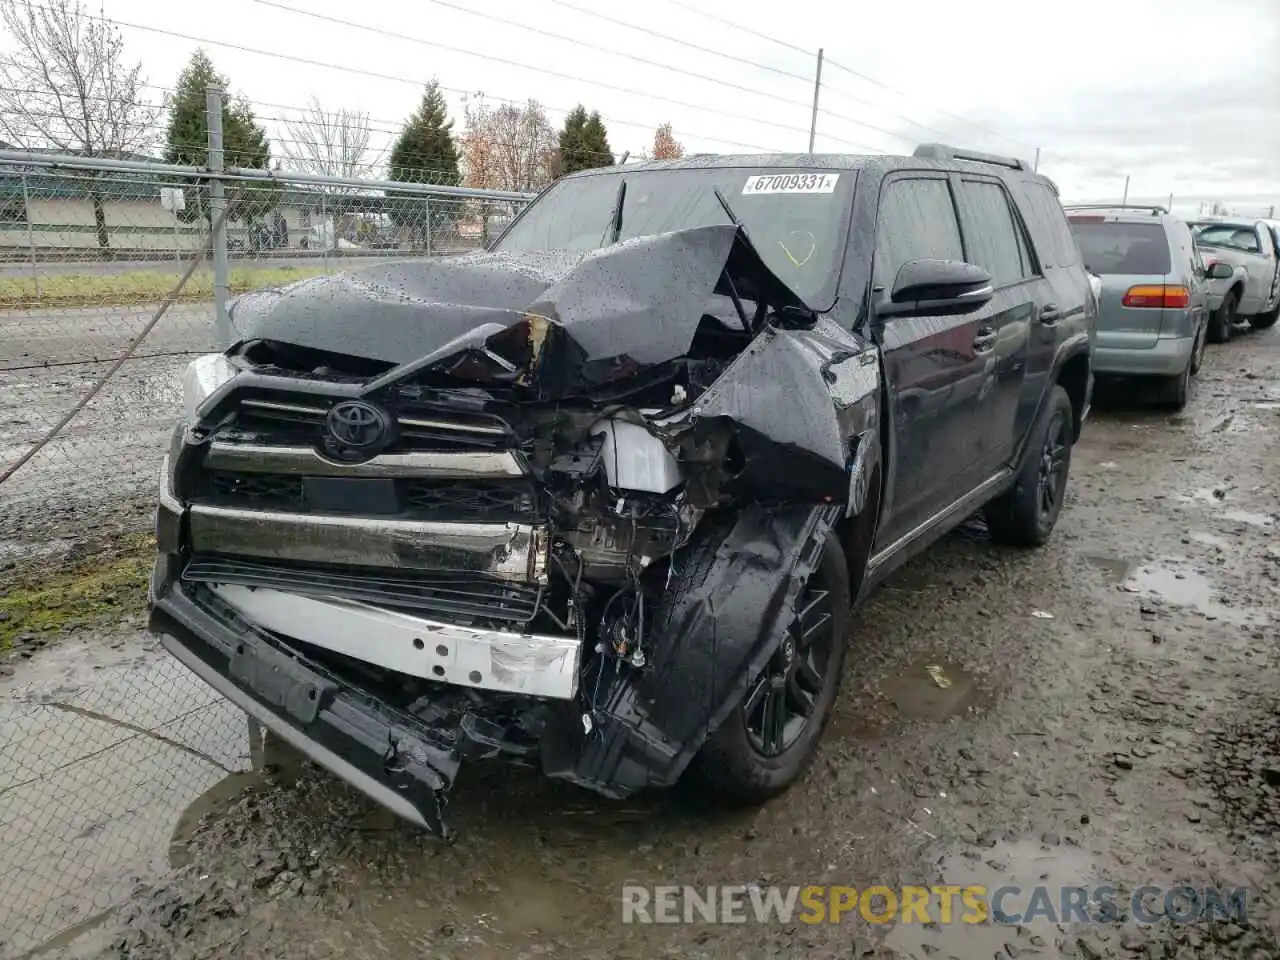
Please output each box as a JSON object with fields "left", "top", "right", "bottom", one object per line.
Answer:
{"left": 386, "top": 80, "right": 460, "bottom": 244}
{"left": 556, "top": 105, "right": 613, "bottom": 176}
{"left": 163, "top": 49, "right": 275, "bottom": 225}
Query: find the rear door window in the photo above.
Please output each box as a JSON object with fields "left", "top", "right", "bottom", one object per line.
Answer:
{"left": 1066, "top": 220, "right": 1172, "bottom": 276}
{"left": 954, "top": 179, "right": 1031, "bottom": 287}
{"left": 873, "top": 177, "right": 964, "bottom": 288}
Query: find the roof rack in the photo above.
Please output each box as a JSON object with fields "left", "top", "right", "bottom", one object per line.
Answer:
{"left": 912, "top": 142, "right": 1029, "bottom": 172}
{"left": 1061, "top": 202, "right": 1168, "bottom": 216}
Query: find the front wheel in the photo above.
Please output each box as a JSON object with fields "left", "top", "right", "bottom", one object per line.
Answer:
{"left": 691, "top": 532, "right": 850, "bottom": 804}
{"left": 985, "top": 385, "right": 1074, "bottom": 548}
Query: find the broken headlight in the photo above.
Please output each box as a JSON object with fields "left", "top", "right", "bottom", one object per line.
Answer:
{"left": 181, "top": 353, "right": 239, "bottom": 423}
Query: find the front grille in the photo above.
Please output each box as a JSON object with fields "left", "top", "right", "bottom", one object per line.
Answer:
{"left": 183, "top": 555, "right": 543, "bottom": 623}
{"left": 208, "top": 470, "right": 303, "bottom": 508}
{"left": 195, "top": 470, "right": 538, "bottom": 521}
{"left": 402, "top": 479, "right": 535, "bottom": 518}
{"left": 231, "top": 396, "right": 513, "bottom": 453}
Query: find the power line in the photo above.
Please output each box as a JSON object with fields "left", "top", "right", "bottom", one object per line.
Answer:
{"left": 653, "top": 0, "right": 1033, "bottom": 152}
{"left": 252, "top": 0, "right": 882, "bottom": 151}
{"left": 0, "top": 1, "right": 788, "bottom": 156}
{"left": 822, "top": 56, "right": 1033, "bottom": 152}
{"left": 412, "top": 0, "right": 918, "bottom": 149}
{"left": 538, "top": 0, "right": 814, "bottom": 85}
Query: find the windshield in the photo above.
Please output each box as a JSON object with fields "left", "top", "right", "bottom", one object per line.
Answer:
{"left": 1189, "top": 222, "right": 1261, "bottom": 253}
{"left": 1067, "top": 219, "right": 1171, "bottom": 275}
{"left": 492, "top": 166, "right": 856, "bottom": 306}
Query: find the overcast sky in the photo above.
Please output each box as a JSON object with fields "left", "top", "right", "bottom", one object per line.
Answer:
{"left": 81, "top": 0, "right": 1280, "bottom": 212}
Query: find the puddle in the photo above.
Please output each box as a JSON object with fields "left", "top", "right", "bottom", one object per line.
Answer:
{"left": 884, "top": 839, "right": 1098, "bottom": 958}
{"left": 1187, "top": 531, "right": 1228, "bottom": 549}
{"left": 1124, "top": 561, "right": 1268, "bottom": 626}
{"left": 880, "top": 660, "right": 984, "bottom": 721}
{"left": 1220, "top": 509, "right": 1274, "bottom": 528}
{"left": 0, "top": 637, "right": 250, "bottom": 956}
{"left": 1178, "top": 487, "right": 1275, "bottom": 528}
{"left": 1086, "top": 555, "right": 1132, "bottom": 583}
{"left": 169, "top": 771, "right": 264, "bottom": 869}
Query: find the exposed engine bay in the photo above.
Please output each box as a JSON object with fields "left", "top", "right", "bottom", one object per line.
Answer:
{"left": 151, "top": 222, "right": 883, "bottom": 834}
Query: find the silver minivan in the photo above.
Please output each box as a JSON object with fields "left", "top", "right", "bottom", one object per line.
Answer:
{"left": 1065, "top": 204, "right": 1208, "bottom": 410}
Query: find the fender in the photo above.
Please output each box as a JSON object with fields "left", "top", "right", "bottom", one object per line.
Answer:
{"left": 540, "top": 502, "right": 842, "bottom": 797}
{"left": 1011, "top": 331, "right": 1092, "bottom": 469}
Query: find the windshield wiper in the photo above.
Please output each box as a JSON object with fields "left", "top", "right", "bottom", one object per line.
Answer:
{"left": 711, "top": 187, "right": 758, "bottom": 335}
{"left": 600, "top": 178, "right": 627, "bottom": 246}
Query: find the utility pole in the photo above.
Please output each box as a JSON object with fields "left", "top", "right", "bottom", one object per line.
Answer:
{"left": 808, "top": 48, "right": 824, "bottom": 155}
{"left": 1033, "top": 147, "right": 1040, "bottom": 172}
{"left": 207, "top": 87, "right": 231, "bottom": 348}
{"left": 1121, "top": 175, "right": 1130, "bottom": 206}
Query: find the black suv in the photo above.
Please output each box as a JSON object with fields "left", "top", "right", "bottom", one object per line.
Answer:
{"left": 149, "top": 143, "right": 1094, "bottom": 834}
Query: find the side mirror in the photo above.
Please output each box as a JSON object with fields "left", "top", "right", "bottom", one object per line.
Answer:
{"left": 1207, "top": 261, "right": 1234, "bottom": 280}
{"left": 876, "top": 259, "right": 994, "bottom": 319}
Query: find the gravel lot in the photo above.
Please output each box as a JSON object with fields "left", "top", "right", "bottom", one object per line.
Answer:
{"left": 2, "top": 316, "right": 1279, "bottom": 960}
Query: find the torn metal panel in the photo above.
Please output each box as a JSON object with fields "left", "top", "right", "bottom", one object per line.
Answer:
{"left": 661, "top": 317, "right": 880, "bottom": 501}
{"left": 541, "top": 502, "right": 841, "bottom": 797}
{"left": 229, "top": 224, "right": 815, "bottom": 399}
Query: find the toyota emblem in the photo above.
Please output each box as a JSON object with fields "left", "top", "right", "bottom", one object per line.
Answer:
{"left": 325, "top": 400, "right": 392, "bottom": 454}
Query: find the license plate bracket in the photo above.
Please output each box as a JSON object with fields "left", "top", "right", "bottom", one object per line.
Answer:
{"left": 228, "top": 636, "right": 335, "bottom": 725}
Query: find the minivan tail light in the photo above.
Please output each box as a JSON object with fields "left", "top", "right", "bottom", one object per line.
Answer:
{"left": 1122, "top": 284, "right": 1190, "bottom": 309}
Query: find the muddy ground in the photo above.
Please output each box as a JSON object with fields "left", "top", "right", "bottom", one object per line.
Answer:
{"left": 3, "top": 323, "right": 1280, "bottom": 959}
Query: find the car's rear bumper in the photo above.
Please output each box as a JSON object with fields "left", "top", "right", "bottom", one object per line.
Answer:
{"left": 1093, "top": 334, "right": 1195, "bottom": 377}
{"left": 149, "top": 556, "right": 461, "bottom": 834}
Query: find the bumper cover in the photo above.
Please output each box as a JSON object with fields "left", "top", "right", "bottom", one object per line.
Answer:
{"left": 1093, "top": 334, "right": 1195, "bottom": 377}
{"left": 150, "top": 562, "right": 461, "bottom": 834}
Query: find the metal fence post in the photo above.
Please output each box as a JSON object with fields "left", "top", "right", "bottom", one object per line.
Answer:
{"left": 20, "top": 167, "right": 40, "bottom": 301}
{"left": 207, "top": 87, "right": 232, "bottom": 348}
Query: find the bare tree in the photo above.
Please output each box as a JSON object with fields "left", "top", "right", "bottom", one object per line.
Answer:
{"left": 0, "top": 0, "right": 160, "bottom": 252}
{"left": 461, "top": 96, "right": 556, "bottom": 194}
{"left": 281, "top": 95, "right": 383, "bottom": 182}
{"left": 652, "top": 123, "right": 685, "bottom": 160}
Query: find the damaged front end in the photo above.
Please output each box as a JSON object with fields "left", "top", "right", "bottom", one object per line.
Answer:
{"left": 148, "top": 223, "right": 881, "bottom": 835}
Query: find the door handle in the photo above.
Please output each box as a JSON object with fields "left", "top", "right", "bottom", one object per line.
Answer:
{"left": 1040, "top": 303, "right": 1061, "bottom": 324}
{"left": 973, "top": 328, "right": 998, "bottom": 353}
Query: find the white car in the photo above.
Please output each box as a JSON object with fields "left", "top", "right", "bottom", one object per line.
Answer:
{"left": 1188, "top": 218, "right": 1280, "bottom": 340}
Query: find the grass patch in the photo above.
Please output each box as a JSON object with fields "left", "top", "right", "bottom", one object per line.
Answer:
{"left": 0, "top": 265, "right": 327, "bottom": 308}
{"left": 0, "top": 532, "right": 153, "bottom": 650}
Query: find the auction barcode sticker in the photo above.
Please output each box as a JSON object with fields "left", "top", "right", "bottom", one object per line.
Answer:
{"left": 742, "top": 173, "right": 840, "bottom": 195}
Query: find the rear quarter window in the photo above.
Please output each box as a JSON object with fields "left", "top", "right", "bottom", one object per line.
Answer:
{"left": 1014, "top": 181, "right": 1079, "bottom": 269}
{"left": 1067, "top": 220, "right": 1172, "bottom": 275}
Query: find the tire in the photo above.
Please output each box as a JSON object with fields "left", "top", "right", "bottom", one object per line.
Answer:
{"left": 1189, "top": 320, "right": 1207, "bottom": 375}
{"left": 1156, "top": 357, "right": 1191, "bottom": 411}
{"left": 692, "top": 532, "right": 850, "bottom": 804}
{"left": 984, "top": 385, "right": 1074, "bottom": 548}
{"left": 1208, "top": 290, "right": 1237, "bottom": 343}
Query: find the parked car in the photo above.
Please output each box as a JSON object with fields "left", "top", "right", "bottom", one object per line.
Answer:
{"left": 149, "top": 143, "right": 1094, "bottom": 835}
{"left": 1186, "top": 217, "right": 1280, "bottom": 339}
{"left": 1064, "top": 204, "right": 1208, "bottom": 409}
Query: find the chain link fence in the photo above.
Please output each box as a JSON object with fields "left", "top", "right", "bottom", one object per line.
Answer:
{"left": 0, "top": 140, "right": 532, "bottom": 957}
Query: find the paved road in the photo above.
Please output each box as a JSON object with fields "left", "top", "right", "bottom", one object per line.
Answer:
{"left": 3, "top": 322, "right": 1280, "bottom": 959}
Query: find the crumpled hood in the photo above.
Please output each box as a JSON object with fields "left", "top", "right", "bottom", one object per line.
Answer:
{"left": 229, "top": 224, "right": 814, "bottom": 390}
